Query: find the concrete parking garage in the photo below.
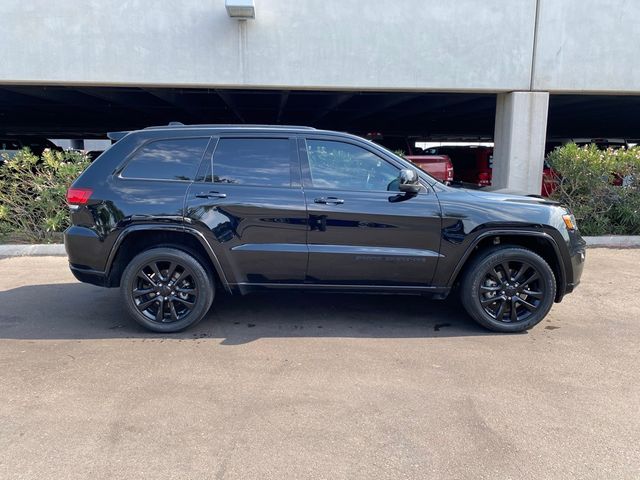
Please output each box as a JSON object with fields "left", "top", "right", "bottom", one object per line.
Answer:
{"left": 2, "top": 1, "right": 640, "bottom": 194}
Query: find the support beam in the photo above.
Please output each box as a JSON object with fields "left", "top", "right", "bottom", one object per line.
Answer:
{"left": 75, "top": 87, "right": 155, "bottom": 119}
{"left": 143, "top": 88, "right": 199, "bottom": 122}
{"left": 341, "top": 93, "right": 419, "bottom": 123}
{"left": 214, "top": 90, "right": 245, "bottom": 123}
{"left": 309, "top": 93, "right": 355, "bottom": 124}
{"left": 383, "top": 94, "right": 487, "bottom": 123}
{"left": 492, "top": 91, "right": 549, "bottom": 194}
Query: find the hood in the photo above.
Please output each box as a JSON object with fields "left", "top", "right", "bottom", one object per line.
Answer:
{"left": 464, "top": 188, "right": 561, "bottom": 207}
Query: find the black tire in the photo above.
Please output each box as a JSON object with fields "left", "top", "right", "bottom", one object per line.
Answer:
{"left": 460, "top": 246, "right": 556, "bottom": 333}
{"left": 121, "top": 247, "right": 214, "bottom": 333}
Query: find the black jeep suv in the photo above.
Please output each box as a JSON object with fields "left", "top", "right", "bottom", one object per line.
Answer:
{"left": 65, "top": 124, "right": 585, "bottom": 333}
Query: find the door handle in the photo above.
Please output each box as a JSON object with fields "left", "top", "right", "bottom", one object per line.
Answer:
{"left": 314, "top": 196, "right": 344, "bottom": 205}
{"left": 195, "top": 191, "right": 227, "bottom": 199}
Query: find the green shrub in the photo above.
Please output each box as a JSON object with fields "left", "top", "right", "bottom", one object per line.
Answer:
{"left": 547, "top": 144, "right": 640, "bottom": 235}
{"left": 0, "top": 148, "right": 90, "bottom": 243}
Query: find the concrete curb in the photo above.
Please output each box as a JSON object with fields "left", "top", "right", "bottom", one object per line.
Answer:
{"left": 0, "top": 244, "right": 66, "bottom": 257}
{"left": 583, "top": 236, "right": 640, "bottom": 248}
{"left": 1, "top": 236, "right": 640, "bottom": 258}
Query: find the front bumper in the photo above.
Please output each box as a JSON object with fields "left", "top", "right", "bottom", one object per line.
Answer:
{"left": 563, "top": 233, "right": 586, "bottom": 297}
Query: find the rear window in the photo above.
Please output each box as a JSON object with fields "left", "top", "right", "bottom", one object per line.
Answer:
{"left": 211, "top": 138, "right": 291, "bottom": 187}
{"left": 121, "top": 138, "right": 209, "bottom": 181}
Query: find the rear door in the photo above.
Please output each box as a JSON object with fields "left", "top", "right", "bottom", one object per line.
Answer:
{"left": 185, "top": 134, "right": 308, "bottom": 286}
{"left": 300, "top": 135, "right": 442, "bottom": 286}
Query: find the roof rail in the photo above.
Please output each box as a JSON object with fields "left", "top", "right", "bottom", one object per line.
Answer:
{"left": 143, "top": 123, "right": 316, "bottom": 130}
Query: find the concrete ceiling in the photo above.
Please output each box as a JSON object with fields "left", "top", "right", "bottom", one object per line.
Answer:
{"left": 0, "top": 85, "right": 638, "bottom": 141}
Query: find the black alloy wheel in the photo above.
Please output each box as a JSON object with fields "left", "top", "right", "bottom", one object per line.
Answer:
{"left": 478, "top": 260, "right": 545, "bottom": 323}
{"left": 133, "top": 260, "right": 199, "bottom": 324}
{"left": 461, "top": 246, "right": 556, "bottom": 332}
{"left": 121, "top": 248, "right": 214, "bottom": 332}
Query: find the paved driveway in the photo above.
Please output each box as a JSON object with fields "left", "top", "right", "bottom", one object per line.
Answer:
{"left": 0, "top": 249, "right": 639, "bottom": 479}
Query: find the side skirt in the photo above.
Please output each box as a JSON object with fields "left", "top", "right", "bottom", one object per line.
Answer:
{"left": 231, "top": 282, "right": 451, "bottom": 299}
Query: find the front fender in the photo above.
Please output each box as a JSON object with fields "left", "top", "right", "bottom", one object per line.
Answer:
{"left": 441, "top": 228, "right": 567, "bottom": 293}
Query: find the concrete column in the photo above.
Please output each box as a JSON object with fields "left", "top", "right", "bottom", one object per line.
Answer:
{"left": 492, "top": 91, "right": 549, "bottom": 194}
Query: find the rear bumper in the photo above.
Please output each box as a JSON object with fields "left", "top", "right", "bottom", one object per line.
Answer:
{"left": 65, "top": 225, "right": 111, "bottom": 287}
{"left": 64, "top": 225, "right": 108, "bottom": 272}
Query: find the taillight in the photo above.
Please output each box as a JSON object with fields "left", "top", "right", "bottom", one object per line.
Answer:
{"left": 478, "top": 172, "right": 492, "bottom": 187}
{"left": 446, "top": 165, "right": 454, "bottom": 182}
{"left": 66, "top": 188, "right": 93, "bottom": 205}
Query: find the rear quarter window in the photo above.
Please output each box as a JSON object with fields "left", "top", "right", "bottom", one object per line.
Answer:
{"left": 121, "top": 137, "right": 209, "bottom": 181}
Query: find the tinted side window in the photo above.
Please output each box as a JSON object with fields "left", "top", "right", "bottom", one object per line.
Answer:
{"left": 306, "top": 139, "right": 399, "bottom": 191}
{"left": 212, "top": 138, "right": 291, "bottom": 187}
{"left": 121, "top": 138, "right": 209, "bottom": 181}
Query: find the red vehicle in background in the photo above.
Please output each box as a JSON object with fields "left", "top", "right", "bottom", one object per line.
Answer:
{"left": 426, "top": 145, "right": 558, "bottom": 197}
{"left": 369, "top": 135, "right": 454, "bottom": 184}
{"left": 424, "top": 146, "right": 493, "bottom": 187}
{"left": 544, "top": 138, "right": 629, "bottom": 191}
{"left": 405, "top": 154, "right": 454, "bottom": 184}
{"left": 541, "top": 161, "right": 559, "bottom": 197}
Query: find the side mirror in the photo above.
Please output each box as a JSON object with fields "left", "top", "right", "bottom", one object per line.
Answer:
{"left": 397, "top": 169, "right": 421, "bottom": 194}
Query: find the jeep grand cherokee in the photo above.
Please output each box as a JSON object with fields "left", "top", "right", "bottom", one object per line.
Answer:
{"left": 65, "top": 124, "right": 586, "bottom": 333}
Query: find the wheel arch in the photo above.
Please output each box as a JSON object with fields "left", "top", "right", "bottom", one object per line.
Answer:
{"left": 448, "top": 230, "right": 567, "bottom": 302}
{"left": 105, "top": 225, "right": 231, "bottom": 292}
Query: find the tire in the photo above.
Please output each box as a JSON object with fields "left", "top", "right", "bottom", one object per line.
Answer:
{"left": 121, "top": 247, "right": 214, "bottom": 333}
{"left": 460, "top": 246, "right": 556, "bottom": 333}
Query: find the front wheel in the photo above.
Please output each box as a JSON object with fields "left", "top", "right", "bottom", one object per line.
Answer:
{"left": 460, "top": 246, "right": 556, "bottom": 333}
{"left": 121, "top": 247, "right": 214, "bottom": 333}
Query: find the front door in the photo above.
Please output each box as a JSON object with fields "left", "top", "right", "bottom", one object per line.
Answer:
{"left": 300, "top": 136, "right": 442, "bottom": 286}
{"left": 185, "top": 135, "right": 308, "bottom": 286}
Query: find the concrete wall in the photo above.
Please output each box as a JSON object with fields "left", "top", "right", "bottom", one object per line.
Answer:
{"left": 1, "top": 0, "right": 536, "bottom": 91}
{"left": 0, "top": 0, "right": 638, "bottom": 94}
{"left": 533, "top": 0, "right": 640, "bottom": 93}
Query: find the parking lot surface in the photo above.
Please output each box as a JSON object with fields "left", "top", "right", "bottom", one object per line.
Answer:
{"left": 0, "top": 249, "right": 639, "bottom": 479}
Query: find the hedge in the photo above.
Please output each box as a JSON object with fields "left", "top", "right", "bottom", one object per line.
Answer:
{"left": 546, "top": 144, "right": 640, "bottom": 235}
{"left": 0, "top": 148, "right": 90, "bottom": 243}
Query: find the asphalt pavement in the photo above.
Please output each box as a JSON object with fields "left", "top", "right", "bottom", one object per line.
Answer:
{"left": 0, "top": 249, "right": 638, "bottom": 479}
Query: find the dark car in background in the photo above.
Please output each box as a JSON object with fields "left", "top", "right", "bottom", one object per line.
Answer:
{"left": 545, "top": 138, "right": 628, "bottom": 155}
{"left": 65, "top": 125, "right": 586, "bottom": 334}
{"left": 0, "top": 136, "right": 60, "bottom": 160}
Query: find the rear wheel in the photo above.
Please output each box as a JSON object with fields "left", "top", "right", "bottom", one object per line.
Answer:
{"left": 121, "top": 247, "right": 214, "bottom": 333}
{"left": 460, "top": 246, "right": 556, "bottom": 332}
